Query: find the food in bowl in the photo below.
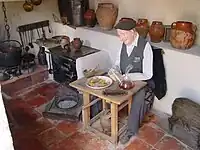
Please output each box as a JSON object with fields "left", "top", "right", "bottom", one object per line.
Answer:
{"left": 88, "top": 77, "right": 109, "bottom": 87}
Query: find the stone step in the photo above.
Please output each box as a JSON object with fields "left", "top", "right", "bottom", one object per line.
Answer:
{"left": 1, "top": 65, "right": 49, "bottom": 97}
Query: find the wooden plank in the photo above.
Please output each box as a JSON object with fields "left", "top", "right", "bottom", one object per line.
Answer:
{"left": 102, "top": 99, "right": 107, "bottom": 110}
{"left": 119, "top": 101, "right": 128, "bottom": 112}
{"left": 96, "top": 101, "right": 128, "bottom": 121}
{"left": 128, "top": 96, "right": 133, "bottom": 114}
{"left": 111, "top": 103, "right": 118, "bottom": 144}
{"left": 89, "top": 110, "right": 105, "bottom": 125}
{"left": 118, "top": 124, "right": 127, "bottom": 136}
{"left": 82, "top": 92, "right": 90, "bottom": 129}
{"left": 82, "top": 98, "right": 101, "bottom": 109}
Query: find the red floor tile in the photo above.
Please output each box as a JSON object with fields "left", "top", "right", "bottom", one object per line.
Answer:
{"left": 7, "top": 100, "right": 42, "bottom": 126}
{"left": 22, "top": 90, "right": 40, "bottom": 101}
{"left": 83, "top": 138, "right": 109, "bottom": 150}
{"left": 49, "top": 138, "right": 82, "bottom": 150}
{"left": 125, "top": 138, "right": 152, "bottom": 150}
{"left": 138, "top": 123, "right": 165, "bottom": 146}
{"left": 3, "top": 81, "right": 192, "bottom": 150}
{"left": 14, "top": 136, "right": 47, "bottom": 150}
{"left": 56, "top": 121, "right": 82, "bottom": 136}
{"left": 37, "top": 127, "right": 66, "bottom": 148}
{"left": 27, "top": 95, "right": 47, "bottom": 108}
{"left": 25, "top": 118, "right": 54, "bottom": 135}
{"left": 7, "top": 98, "right": 28, "bottom": 111}
{"left": 70, "top": 131, "right": 95, "bottom": 148}
{"left": 154, "top": 135, "right": 187, "bottom": 150}
{"left": 36, "top": 84, "right": 57, "bottom": 101}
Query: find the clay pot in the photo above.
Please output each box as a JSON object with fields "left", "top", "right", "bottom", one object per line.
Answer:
{"left": 60, "top": 36, "right": 70, "bottom": 50}
{"left": 96, "top": 3, "right": 118, "bottom": 30}
{"left": 23, "top": 0, "right": 33, "bottom": 12}
{"left": 100, "top": 110, "right": 111, "bottom": 134}
{"left": 71, "top": 38, "right": 83, "bottom": 51}
{"left": 31, "top": 0, "right": 42, "bottom": 6}
{"left": 135, "top": 18, "right": 149, "bottom": 38}
{"left": 84, "top": 9, "right": 96, "bottom": 27}
{"left": 149, "top": 21, "right": 165, "bottom": 43}
{"left": 170, "top": 21, "right": 196, "bottom": 49}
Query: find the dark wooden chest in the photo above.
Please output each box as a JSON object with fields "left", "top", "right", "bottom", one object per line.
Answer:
{"left": 168, "top": 97, "right": 200, "bottom": 150}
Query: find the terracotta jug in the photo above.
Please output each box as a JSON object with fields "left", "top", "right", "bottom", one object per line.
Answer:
{"left": 71, "top": 38, "right": 83, "bottom": 51}
{"left": 149, "top": 21, "right": 165, "bottom": 43}
{"left": 135, "top": 18, "right": 149, "bottom": 38}
{"left": 84, "top": 9, "right": 96, "bottom": 27}
{"left": 170, "top": 21, "right": 196, "bottom": 49}
{"left": 96, "top": 3, "right": 118, "bottom": 30}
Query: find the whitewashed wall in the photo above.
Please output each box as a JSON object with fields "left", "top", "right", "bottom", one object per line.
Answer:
{"left": 0, "top": 0, "right": 60, "bottom": 41}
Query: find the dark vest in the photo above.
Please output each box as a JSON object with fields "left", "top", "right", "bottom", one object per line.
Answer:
{"left": 120, "top": 36, "right": 147, "bottom": 74}
{"left": 120, "top": 36, "right": 155, "bottom": 89}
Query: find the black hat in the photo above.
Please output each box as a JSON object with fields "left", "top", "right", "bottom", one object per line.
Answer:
{"left": 114, "top": 18, "right": 136, "bottom": 30}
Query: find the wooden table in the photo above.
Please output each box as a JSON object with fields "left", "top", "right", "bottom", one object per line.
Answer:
{"left": 69, "top": 77, "right": 147, "bottom": 144}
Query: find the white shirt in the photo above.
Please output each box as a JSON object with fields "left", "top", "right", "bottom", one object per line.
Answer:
{"left": 114, "top": 33, "right": 153, "bottom": 81}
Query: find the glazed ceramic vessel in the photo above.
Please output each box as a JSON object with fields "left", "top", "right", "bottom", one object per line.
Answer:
{"left": 170, "top": 21, "right": 196, "bottom": 49}
{"left": 149, "top": 21, "right": 165, "bottom": 43}
{"left": 135, "top": 18, "right": 149, "bottom": 38}
{"left": 84, "top": 9, "right": 96, "bottom": 27}
{"left": 71, "top": 38, "right": 83, "bottom": 51}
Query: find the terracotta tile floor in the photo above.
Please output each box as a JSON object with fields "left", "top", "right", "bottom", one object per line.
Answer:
{"left": 3, "top": 80, "right": 192, "bottom": 150}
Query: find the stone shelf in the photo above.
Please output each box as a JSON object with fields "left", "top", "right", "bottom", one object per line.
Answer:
{"left": 78, "top": 25, "right": 200, "bottom": 57}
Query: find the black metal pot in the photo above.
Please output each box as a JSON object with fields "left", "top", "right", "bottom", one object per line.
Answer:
{"left": 0, "top": 40, "right": 22, "bottom": 68}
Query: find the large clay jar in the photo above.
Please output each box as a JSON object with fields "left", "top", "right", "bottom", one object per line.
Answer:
{"left": 149, "top": 21, "right": 165, "bottom": 43}
{"left": 84, "top": 9, "right": 96, "bottom": 27}
{"left": 135, "top": 18, "right": 149, "bottom": 38}
{"left": 96, "top": 3, "right": 118, "bottom": 30}
{"left": 170, "top": 21, "right": 196, "bottom": 49}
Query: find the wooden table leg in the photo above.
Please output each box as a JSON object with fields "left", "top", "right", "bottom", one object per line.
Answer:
{"left": 111, "top": 102, "right": 118, "bottom": 144}
{"left": 128, "top": 96, "right": 133, "bottom": 115}
{"left": 102, "top": 99, "right": 107, "bottom": 110}
{"left": 82, "top": 92, "right": 90, "bottom": 129}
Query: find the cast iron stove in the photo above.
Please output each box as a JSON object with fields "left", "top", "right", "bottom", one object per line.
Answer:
{"left": 43, "top": 45, "right": 100, "bottom": 121}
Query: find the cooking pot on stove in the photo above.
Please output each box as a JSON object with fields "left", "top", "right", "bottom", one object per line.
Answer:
{"left": 0, "top": 40, "right": 22, "bottom": 68}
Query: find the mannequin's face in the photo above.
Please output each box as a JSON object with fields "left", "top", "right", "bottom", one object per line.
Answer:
{"left": 117, "top": 29, "right": 137, "bottom": 45}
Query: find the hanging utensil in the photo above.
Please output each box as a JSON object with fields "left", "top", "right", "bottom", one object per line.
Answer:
{"left": 19, "top": 32, "right": 24, "bottom": 48}
{"left": 28, "top": 30, "right": 34, "bottom": 48}
{"left": 24, "top": 30, "right": 30, "bottom": 52}
{"left": 48, "top": 52, "right": 53, "bottom": 74}
{"left": 23, "top": 0, "right": 33, "bottom": 12}
{"left": 41, "top": 26, "right": 46, "bottom": 40}
{"left": 36, "top": 28, "right": 41, "bottom": 39}
{"left": 48, "top": 24, "right": 51, "bottom": 33}
{"left": 22, "top": 31, "right": 27, "bottom": 47}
